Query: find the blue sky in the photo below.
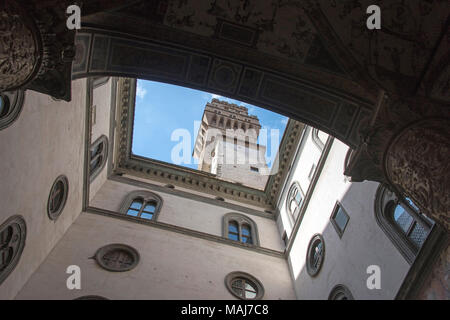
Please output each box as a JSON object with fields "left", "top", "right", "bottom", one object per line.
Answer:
{"left": 132, "top": 80, "right": 289, "bottom": 170}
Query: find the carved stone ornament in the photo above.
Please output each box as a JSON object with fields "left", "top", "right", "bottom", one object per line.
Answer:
{"left": 384, "top": 118, "right": 450, "bottom": 230}
{"left": 0, "top": 0, "right": 42, "bottom": 92}
{"left": 94, "top": 243, "right": 140, "bottom": 272}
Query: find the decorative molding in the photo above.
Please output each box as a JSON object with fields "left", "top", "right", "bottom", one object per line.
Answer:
{"left": 265, "top": 121, "right": 305, "bottom": 207}
{"left": 85, "top": 207, "right": 285, "bottom": 259}
{"left": 73, "top": 28, "right": 374, "bottom": 148}
{"left": 384, "top": 118, "right": 450, "bottom": 231}
{"left": 94, "top": 243, "right": 140, "bottom": 272}
{"left": 0, "top": 1, "right": 42, "bottom": 92}
{"left": 109, "top": 175, "right": 274, "bottom": 220}
{"left": 1, "top": 0, "right": 76, "bottom": 100}
{"left": 224, "top": 271, "right": 264, "bottom": 300}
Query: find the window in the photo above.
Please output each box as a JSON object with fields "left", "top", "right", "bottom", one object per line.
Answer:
{"left": 311, "top": 128, "right": 325, "bottom": 151}
{"left": 0, "top": 90, "right": 24, "bottom": 130}
{"left": 225, "top": 272, "right": 264, "bottom": 300}
{"left": 374, "top": 185, "right": 433, "bottom": 264}
{"left": 94, "top": 244, "right": 140, "bottom": 272}
{"left": 330, "top": 202, "right": 350, "bottom": 238}
{"left": 250, "top": 166, "right": 259, "bottom": 172}
{"left": 119, "top": 190, "right": 163, "bottom": 221}
{"left": 328, "top": 284, "right": 354, "bottom": 300}
{"left": 0, "top": 215, "right": 26, "bottom": 285}
{"left": 47, "top": 175, "right": 69, "bottom": 221}
{"left": 223, "top": 213, "right": 259, "bottom": 246}
{"left": 89, "top": 135, "right": 108, "bottom": 182}
{"left": 286, "top": 182, "right": 304, "bottom": 221}
{"left": 307, "top": 164, "right": 316, "bottom": 181}
{"left": 306, "top": 234, "right": 325, "bottom": 277}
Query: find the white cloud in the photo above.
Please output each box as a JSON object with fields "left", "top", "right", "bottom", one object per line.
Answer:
{"left": 280, "top": 117, "right": 288, "bottom": 125}
{"left": 136, "top": 83, "right": 147, "bottom": 99}
{"left": 210, "top": 93, "right": 223, "bottom": 100}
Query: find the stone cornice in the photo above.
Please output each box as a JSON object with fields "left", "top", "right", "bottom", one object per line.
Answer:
{"left": 112, "top": 78, "right": 304, "bottom": 210}
{"left": 85, "top": 207, "right": 285, "bottom": 259}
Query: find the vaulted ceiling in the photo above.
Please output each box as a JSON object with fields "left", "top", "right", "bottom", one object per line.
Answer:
{"left": 83, "top": 0, "right": 448, "bottom": 103}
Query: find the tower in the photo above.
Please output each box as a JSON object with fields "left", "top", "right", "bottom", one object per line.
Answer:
{"left": 193, "top": 99, "right": 269, "bottom": 190}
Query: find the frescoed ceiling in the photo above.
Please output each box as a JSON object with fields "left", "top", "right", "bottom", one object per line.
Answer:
{"left": 97, "top": 0, "right": 448, "bottom": 102}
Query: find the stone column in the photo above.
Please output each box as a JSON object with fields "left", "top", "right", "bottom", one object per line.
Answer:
{"left": 384, "top": 118, "right": 450, "bottom": 231}
{"left": 0, "top": 0, "right": 42, "bottom": 92}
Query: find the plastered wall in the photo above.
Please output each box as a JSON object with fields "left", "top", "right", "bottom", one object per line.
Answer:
{"left": 278, "top": 137, "right": 410, "bottom": 299}
{"left": 91, "top": 179, "right": 284, "bottom": 252}
{"left": 0, "top": 80, "right": 86, "bottom": 299}
{"left": 16, "top": 213, "right": 295, "bottom": 300}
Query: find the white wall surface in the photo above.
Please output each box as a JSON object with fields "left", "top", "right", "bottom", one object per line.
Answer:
{"left": 279, "top": 138, "right": 410, "bottom": 299}
{"left": 16, "top": 212, "right": 295, "bottom": 300}
{"left": 91, "top": 179, "right": 284, "bottom": 252}
{"left": 0, "top": 80, "right": 86, "bottom": 299}
{"left": 89, "top": 78, "right": 113, "bottom": 202}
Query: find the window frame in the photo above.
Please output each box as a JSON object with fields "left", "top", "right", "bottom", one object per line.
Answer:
{"left": 222, "top": 213, "right": 259, "bottom": 246}
{"left": 89, "top": 135, "right": 108, "bottom": 182}
{"left": 0, "top": 90, "right": 24, "bottom": 131}
{"left": 286, "top": 181, "right": 305, "bottom": 222}
{"left": 306, "top": 233, "right": 325, "bottom": 277}
{"left": 328, "top": 284, "right": 354, "bottom": 300}
{"left": 225, "top": 271, "right": 264, "bottom": 300}
{"left": 330, "top": 201, "right": 350, "bottom": 238}
{"left": 119, "top": 190, "right": 163, "bottom": 221}
{"left": 47, "top": 175, "right": 69, "bottom": 221}
{"left": 311, "top": 128, "right": 325, "bottom": 151}
{"left": 374, "top": 184, "right": 433, "bottom": 265}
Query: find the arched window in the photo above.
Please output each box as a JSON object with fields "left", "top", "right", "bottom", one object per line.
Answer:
{"left": 286, "top": 182, "right": 304, "bottom": 221}
{"left": 225, "top": 272, "right": 264, "bottom": 300}
{"left": 223, "top": 213, "right": 259, "bottom": 246}
{"left": 119, "top": 190, "right": 163, "bottom": 221}
{"left": 89, "top": 135, "right": 108, "bottom": 182}
{"left": 374, "top": 185, "right": 433, "bottom": 264}
{"left": 0, "top": 90, "right": 24, "bottom": 130}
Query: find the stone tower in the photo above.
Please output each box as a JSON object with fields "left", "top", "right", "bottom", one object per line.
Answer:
{"left": 193, "top": 99, "right": 269, "bottom": 190}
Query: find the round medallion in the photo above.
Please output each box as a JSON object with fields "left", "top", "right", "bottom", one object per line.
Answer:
{"left": 306, "top": 234, "right": 325, "bottom": 277}
{"left": 94, "top": 244, "right": 140, "bottom": 272}
{"left": 0, "top": 215, "right": 27, "bottom": 285}
{"left": 47, "top": 175, "right": 69, "bottom": 221}
{"left": 225, "top": 271, "right": 264, "bottom": 300}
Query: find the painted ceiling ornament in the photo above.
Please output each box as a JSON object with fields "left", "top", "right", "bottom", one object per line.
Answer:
{"left": 0, "top": 0, "right": 43, "bottom": 92}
